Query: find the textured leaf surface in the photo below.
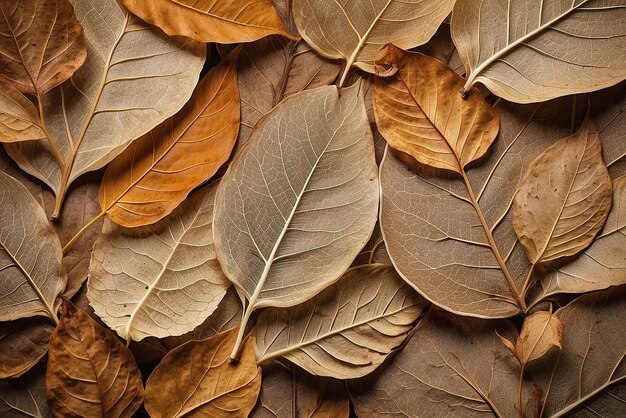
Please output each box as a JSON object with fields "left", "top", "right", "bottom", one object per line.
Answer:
{"left": 0, "top": 171, "right": 66, "bottom": 321}
{"left": 0, "top": 0, "right": 87, "bottom": 95}
{"left": 501, "top": 309, "right": 563, "bottom": 366}
{"left": 452, "top": 0, "right": 626, "bottom": 103}
{"left": 46, "top": 302, "right": 144, "bottom": 418}
{"left": 0, "top": 365, "right": 51, "bottom": 418}
{"left": 0, "top": 317, "right": 54, "bottom": 379}
{"left": 0, "top": 81, "right": 45, "bottom": 143}
{"left": 100, "top": 48, "right": 239, "bottom": 227}
{"left": 144, "top": 328, "right": 261, "bottom": 418}
{"left": 88, "top": 184, "right": 230, "bottom": 342}
{"left": 255, "top": 264, "right": 426, "bottom": 378}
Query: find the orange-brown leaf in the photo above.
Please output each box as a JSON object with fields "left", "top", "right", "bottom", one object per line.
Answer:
{"left": 0, "top": 80, "right": 45, "bottom": 142}
{"left": 516, "top": 309, "right": 563, "bottom": 365}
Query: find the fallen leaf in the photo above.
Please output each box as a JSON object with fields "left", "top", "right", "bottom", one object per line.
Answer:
{"left": 255, "top": 264, "right": 426, "bottom": 378}
{"left": 144, "top": 328, "right": 261, "bottom": 418}
{"left": 4, "top": 0, "right": 206, "bottom": 217}
{"left": 120, "top": 0, "right": 292, "bottom": 43}
{"left": 500, "top": 309, "right": 563, "bottom": 366}
{"left": 100, "top": 47, "right": 240, "bottom": 228}
{"left": 214, "top": 84, "right": 378, "bottom": 359}
{"left": 0, "top": 364, "right": 51, "bottom": 418}
{"left": 46, "top": 301, "right": 144, "bottom": 418}
{"left": 451, "top": 0, "right": 626, "bottom": 103}
{"left": 0, "top": 171, "right": 66, "bottom": 322}
{"left": 0, "top": 317, "right": 54, "bottom": 379}
{"left": 351, "top": 223, "right": 391, "bottom": 267}
{"left": 88, "top": 183, "right": 230, "bottom": 342}
{"left": 293, "top": 0, "right": 455, "bottom": 85}
{"left": 0, "top": 80, "right": 45, "bottom": 143}
{"left": 349, "top": 307, "right": 541, "bottom": 417}
{"left": 0, "top": 0, "right": 87, "bottom": 95}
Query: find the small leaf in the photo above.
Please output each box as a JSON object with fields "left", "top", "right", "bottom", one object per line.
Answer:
{"left": 144, "top": 328, "right": 261, "bottom": 418}
{"left": 0, "top": 364, "right": 51, "bottom": 418}
{"left": 515, "top": 309, "right": 563, "bottom": 366}
{"left": 0, "top": 81, "right": 45, "bottom": 143}
{"left": 46, "top": 301, "right": 144, "bottom": 418}
{"left": 0, "top": 317, "right": 54, "bottom": 379}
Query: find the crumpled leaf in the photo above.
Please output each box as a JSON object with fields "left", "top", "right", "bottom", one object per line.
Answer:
{"left": 0, "top": 365, "right": 52, "bottom": 418}
{"left": 0, "top": 80, "right": 45, "bottom": 143}
{"left": 0, "top": 317, "right": 54, "bottom": 379}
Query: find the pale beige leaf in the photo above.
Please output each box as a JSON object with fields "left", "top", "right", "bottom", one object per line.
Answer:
{"left": 0, "top": 365, "right": 52, "bottom": 418}
{"left": 0, "top": 171, "right": 66, "bottom": 322}
{"left": 255, "top": 264, "right": 426, "bottom": 379}
{"left": 214, "top": 84, "right": 378, "bottom": 358}
{"left": 0, "top": 81, "right": 45, "bottom": 143}
{"left": 513, "top": 118, "right": 612, "bottom": 264}
{"left": 293, "top": 0, "right": 455, "bottom": 84}
{"left": 349, "top": 308, "right": 541, "bottom": 417}
{"left": 451, "top": 0, "right": 626, "bottom": 103}
{"left": 4, "top": 0, "right": 206, "bottom": 217}
{"left": 516, "top": 309, "right": 563, "bottom": 365}
{"left": 88, "top": 183, "right": 230, "bottom": 342}
{"left": 0, "top": 317, "right": 54, "bottom": 379}
{"left": 144, "top": 328, "right": 261, "bottom": 418}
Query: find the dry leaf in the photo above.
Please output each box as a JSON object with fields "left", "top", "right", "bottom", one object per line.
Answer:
{"left": 292, "top": 0, "right": 455, "bottom": 85}
{"left": 0, "top": 80, "right": 45, "bottom": 143}
{"left": 4, "top": 0, "right": 206, "bottom": 217}
{"left": 451, "top": 0, "right": 626, "bottom": 103}
{"left": 0, "top": 171, "right": 66, "bottom": 322}
{"left": 373, "top": 46, "right": 500, "bottom": 174}
{"left": 255, "top": 264, "right": 426, "bottom": 378}
{"left": 46, "top": 301, "right": 144, "bottom": 418}
{"left": 121, "top": 0, "right": 292, "bottom": 43}
{"left": 251, "top": 361, "right": 349, "bottom": 418}
{"left": 0, "top": 365, "right": 52, "bottom": 418}
{"left": 500, "top": 309, "right": 563, "bottom": 366}
{"left": 213, "top": 84, "right": 378, "bottom": 358}
{"left": 351, "top": 223, "right": 391, "bottom": 267}
{"left": 100, "top": 48, "right": 240, "bottom": 228}
{"left": 0, "top": 317, "right": 54, "bottom": 379}
{"left": 88, "top": 183, "right": 230, "bottom": 342}
{"left": 349, "top": 307, "right": 541, "bottom": 417}
{"left": 144, "top": 327, "right": 261, "bottom": 418}
{"left": 0, "top": 0, "right": 87, "bottom": 95}
{"left": 529, "top": 286, "right": 626, "bottom": 417}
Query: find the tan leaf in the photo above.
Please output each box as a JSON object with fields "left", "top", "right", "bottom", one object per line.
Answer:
{"left": 99, "top": 48, "right": 240, "bottom": 228}
{"left": 4, "top": 0, "right": 206, "bottom": 218}
{"left": 144, "top": 328, "right": 261, "bottom": 418}
{"left": 351, "top": 222, "right": 391, "bottom": 267}
{"left": 373, "top": 46, "right": 500, "bottom": 174}
{"left": 515, "top": 309, "right": 563, "bottom": 366}
{"left": 88, "top": 183, "right": 230, "bottom": 342}
{"left": 0, "top": 171, "right": 66, "bottom": 322}
{"left": 0, "top": 364, "right": 52, "bottom": 418}
{"left": 0, "top": 80, "right": 45, "bottom": 143}
{"left": 292, "top": 0, "right": 455, "bottom": 85}
{"left": 46, "top": 301, "right": 144, "bottom": 418}
{"left": 513, "top": 118, "right": 612, "bottom": 267}
{"left": 0, "top": 0, "right": 87, "bottom": 95}
{"left": 451, "top": 0, "right": 626, "bottom": 103}
{"left": 0, "top": 317, "right": 54, "bottom": 379}
{"left": 251, "top": 362, "right": 349, "bottom": 418}
{"left": 349, "top": 308, "right": 541, "bottom": 417}
{"left": 120, "top": 0, "right": 292, "bottom": 43}
{"left": 255, "top": 264, "right": 425, "bottom": 378}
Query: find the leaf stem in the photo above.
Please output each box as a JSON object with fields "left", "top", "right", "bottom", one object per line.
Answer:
{"left": 229, "top": 306, "right": 253, "bottom": 362}
{"left": 36, "top": 95, "right": 65, "bottom": 170}
{"left": 518, "top": 362, "right": 526, "bottom": 418}
{"left": 520, "top": 263, "right": 537, "bottom": 303}
{"left": 63, "top": 211, "right": 106, "bottom": 255}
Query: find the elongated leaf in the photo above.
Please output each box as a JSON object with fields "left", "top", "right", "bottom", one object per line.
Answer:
{"left": 0, "top": 317, "right": 54, "bottom": 379}
{"left": 0, "top": 171, "right": 66, "bottom": 322}
{"left": 214, "top": 84, "right": 378, "bottom": 358}
{"left": 293, "top": 0, "right": 455, "bottom": 84}
{"left": 88, "top": 183, "right": 230, "bottom": 342}
{"left": 251, "top": 362, "right": 349, "bottom": 418}
{"left": 451, "top": 0, "right": 626, "bottom": 103}
{"left": 0, "top": 81, "right": 45, "bottom": 143}
{"left": 100, "top": 48, "right": 240, "bottom": 228}
{"left": 4, "top": 0, "right": 206, "bottom": 217}
{"left": 529, "top": 287, "right": 626, "bottom": 417}
{"left": 255, "top": 264, "right": 426, "bottom": 378}
{"left": 349, "top": 307, "right": 541, "bottom": 417}
{"left": 121, "top": 0, "right": 292, "bottom": 43}
{"left": 144, "top": 328, "right": 261, "bottom": 418}
{"left": 46, "top": 301, "right": 144, "bottom": 418}
{"left": 513, "top": 118, "right": 612, "bottom": 265}
{"left": 0, "top": 0, "right": 87, "bottom": 95}
{"left": 0, "top": 365, "right": 51, "bottom": 418}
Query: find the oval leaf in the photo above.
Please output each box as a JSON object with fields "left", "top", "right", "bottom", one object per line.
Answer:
{"left": 515, "top": 309, "right": 563, "bottom": 366}
{"left": 255, "top": 264, "right": 426, "bottom": 378}
{"left": 144, "top": 328, "right": 261, "bottom": 418}
{"left": 0, "top": 81, "right": 45, "bottom": 143}
{"left": 46, "top": 301, "right": 144, "bottom": 418}
{"left": 88, "top": 183, "right": 230, "bottom": 342}
{"left": 0, "top": 317, "right": 54, "bottom": 379}
{"left": 100, "top": 47, "right": 240, "bottom": 227}
{"left": 451, "top": 0, "right": 626, "bottom": 103}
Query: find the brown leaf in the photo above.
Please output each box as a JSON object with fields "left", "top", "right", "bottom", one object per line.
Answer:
{"left": 144, "top": 328, "right": 261, "bottom": 418}
{"left": 515, "top": 309, "right": 563, "bottom": 365}
{"left": 0, "top": 0, "right": 87, "bottom": 95}
{"left": 373, "top": 46, "right": 500, "bottom": 174}
{"left": 0, "top": 80, "right": 45, "bottom": 143}
{"left": 512, "top": 117, "right": 612, "bottom": 265}
{"left": 46, "top": 301, "right": 144, "bottom": 418}
{"left": 100, "top": 48, "right": 240, "bottom": 228}
{"left": 0, "top": 364, "right": 52, "bottom": 418}
{"left": 351, "top": 222, "right": 391, "bottom": 267}
{"left": 120, "top": 0, "right": 293, "bottom": 43}
{"left": 0, "top": 317, "right": 54, "bottom": 379}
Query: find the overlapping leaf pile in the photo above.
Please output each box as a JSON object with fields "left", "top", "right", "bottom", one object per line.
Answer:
{"left": 0, "top": 0, "right": 624, "bottom": 417}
